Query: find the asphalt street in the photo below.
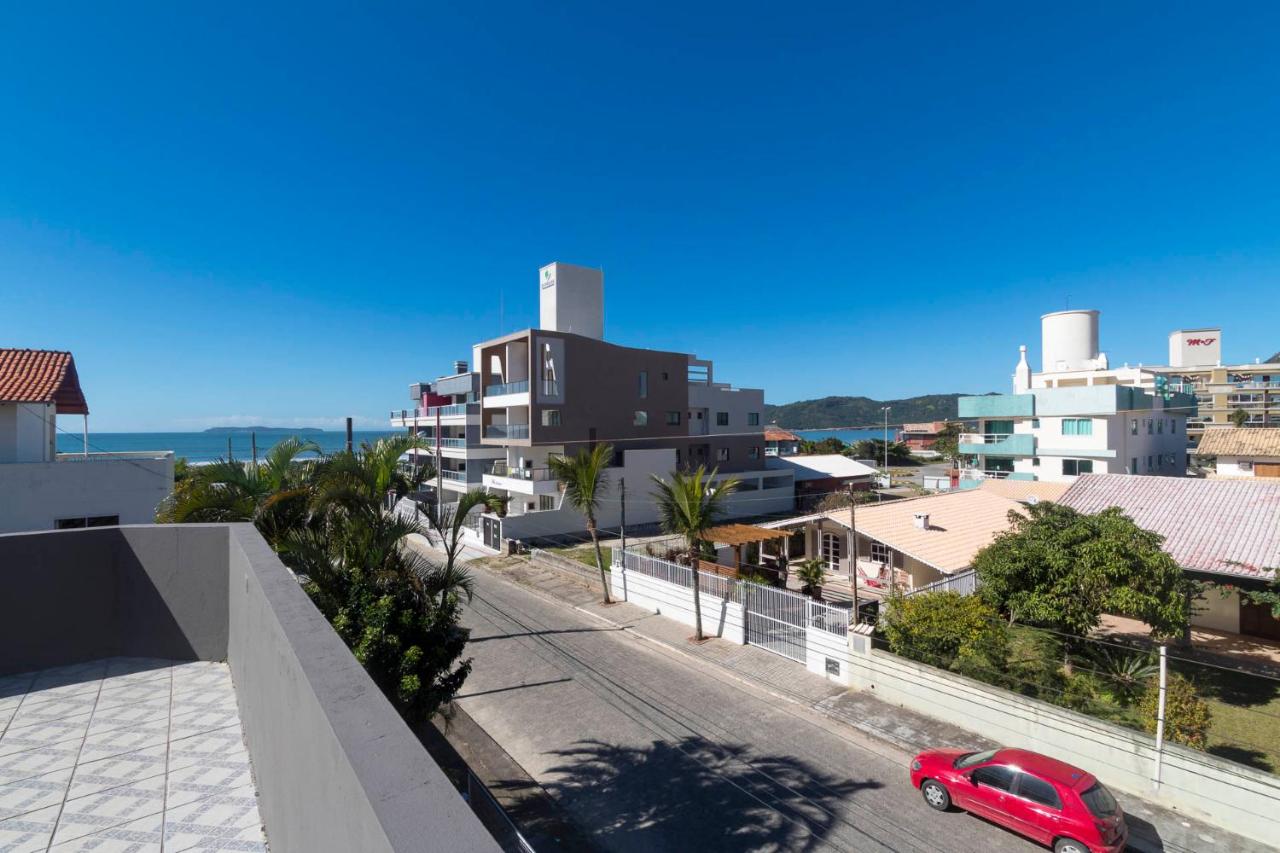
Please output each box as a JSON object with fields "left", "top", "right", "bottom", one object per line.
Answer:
{"left": 456, "top": 568, "right": 1047, "bottom": 853}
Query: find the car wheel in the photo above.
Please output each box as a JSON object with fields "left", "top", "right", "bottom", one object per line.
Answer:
{"left": 920, "top": 779, "right": 950, "bottom": 811}
{"left": 1053, "top": 839, "right": 1088, "bottom": 853}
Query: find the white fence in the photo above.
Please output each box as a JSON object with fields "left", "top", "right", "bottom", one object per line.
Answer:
{"left": 905, "top": 568, "right": 979, "bottom": 598}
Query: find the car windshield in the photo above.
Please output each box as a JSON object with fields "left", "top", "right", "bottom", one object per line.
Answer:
{"left": 953, "top": 749, "right": 1000, "bottom": 770}
{"left": 1080, "top": 782, "right": 1118, "bottom": 818}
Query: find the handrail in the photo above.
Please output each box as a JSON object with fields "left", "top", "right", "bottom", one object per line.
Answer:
{"left": 485, "top": 380, "right": 529, "bottom": 396}
{"left": 489, "top": 464, "right": 554, "bottom": 481}
{"left": 484, "top": 424, "right": 530, "bottom": 439}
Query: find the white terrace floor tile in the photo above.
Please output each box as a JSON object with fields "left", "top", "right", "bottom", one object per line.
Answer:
{"left": 0, "top": 658, "right": 263, "bottom": 852}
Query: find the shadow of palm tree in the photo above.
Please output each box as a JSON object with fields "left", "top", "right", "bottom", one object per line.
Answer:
{"left": 497, "top": 736, "right": 882, "bottom": 853}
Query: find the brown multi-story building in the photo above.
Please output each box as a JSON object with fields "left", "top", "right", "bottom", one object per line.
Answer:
{"left": 463, "top": 262, "right": 794, "bottom": 545}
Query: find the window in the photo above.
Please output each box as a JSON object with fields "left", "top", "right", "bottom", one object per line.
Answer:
{"left": 538, "top": 494, "right": 556, "bottom": 511}
{"left": 1147, "top": 455, "right": 1153, "bottom": 471}
{"left": 1080, "top": 783, "right": 1118, "bottom": 818}
{"left": 1171, "top": 419, "right": 1177, "bottom": 434}
{"left": 971, "top": 765, "right": 1016, "bottom": 792}
{"left": 1032, "top": 457, "right": 1040, "bottom": 467}
{"left": 748, "top": 446, "right": 760, "bottom": 460}
{"left": 1131, "top": 457, "right": 1138, "bottom": 473}
{"left": 1130, "top": 418, "right": 1138, "bottom": 435}
{"left": 1016, "top": 774, "right": 1061, "bottom": 809}
{"left": 662, "top": 372, "right": 669, "bottom": 380}
{"left": 1031, "top": 418, "right": 1041, "bottom": 429}
{"left": 55, "top": 515, "right": 119, "bottom": 530}
{"left": 821, "top": 532, "right": 842, "bottom": 571}
{"left": 716, "top": 412, "right": 729, "bottom": 426}
{"left": 1062, "top": 418, "right": 1092, "bottom": 436}
{"left": 541, "top": 409, "right": 561, "bottom": 427}
{"left": 638, "top": 371, "right": 648, "bottom": 399}
{"left": 1157, "top": 418, "right": 1163, "bottom": 434}
{"left": 634, "top": 410, "right": 648, "bottom": 427}
{"left": 716, "top": 447, "right": 729, "bottom": 461}
{"left": 1147, "top": 419, "right": 1154, "bottom": 435}
{"left": 666, "top": 411, "right": 681, "bottom": 426}
{"left": 870, "top": 541, "right": 891, "bottom": 564}
{"left": 953, "top": 749, "right": 999, "bottom": 770}
{"left": 748, "top": 412, "right": 760, "bottom": 426}
{"left": 1062, "top": 459, "right": 1094, "bottom": 476}
{"left": 55, "top": 518, "right": 86, "bottom": 530}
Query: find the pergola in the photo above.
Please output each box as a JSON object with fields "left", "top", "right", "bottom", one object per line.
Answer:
{"left": 705, "top": 523, "right": 791, "bottom": 572}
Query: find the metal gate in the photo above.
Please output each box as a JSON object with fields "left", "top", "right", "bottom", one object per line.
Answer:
{"left": 744, "top": 582, "right": 807, "bottom": 662}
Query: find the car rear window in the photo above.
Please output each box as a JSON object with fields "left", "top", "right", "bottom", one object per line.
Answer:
{"left": 953, "top": 749, "right": 999, "bottom": 770}
{"left": 1080, "top": 782, "right": 1118, "bottom": 817}
{"left": 1016, "top": 773, "right": 1061, "bottom": 809}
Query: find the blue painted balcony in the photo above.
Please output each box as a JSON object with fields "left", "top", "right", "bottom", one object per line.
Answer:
{"left": 958, "top": 432, "right": 1036, "bottom": 457}
{"left": 957, "top": 394, "right": 1035, "bottom": 419}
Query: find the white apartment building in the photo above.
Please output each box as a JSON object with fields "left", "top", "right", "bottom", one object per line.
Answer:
{"left": 956, "top": 311, "right": 1193, "bottom": 485}
{"left": 0, "top": 349, "right": 173, "bottom": 533}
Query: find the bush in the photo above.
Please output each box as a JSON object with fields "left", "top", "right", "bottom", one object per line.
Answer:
{"left": 1004, "top": 626, "right": 1064, "bottom": 699}
{"left": 881, "top": 592, "right": 1008, "bottom": 673}
{"left": 1139, "top": 673, "right": 1212, "bottom": 749}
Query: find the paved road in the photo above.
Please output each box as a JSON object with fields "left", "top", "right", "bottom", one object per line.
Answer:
{"left": 457, "top": 569, "right": 1043, "bottom": 853}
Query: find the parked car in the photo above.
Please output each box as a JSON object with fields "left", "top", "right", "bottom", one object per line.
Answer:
{"left": 909, "top": 747, "right": 1127, "bottom": 853}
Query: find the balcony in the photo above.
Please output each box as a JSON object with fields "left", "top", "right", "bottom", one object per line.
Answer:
{"left": 483, "top": 464, "right": 560, "bottom": 495}
{"left": 484, "top": 424, "right": 530, "bottom": 441}
{"left": 484, "top": 380, "right": 528, "bottom": 397}
{"left": 389, "top": 403, "right": 479, "bottom": 424}
{"left": 957, "top": 394, "right": 1035, "bottom": 419}
{"left": 0, "top": 525, "right": 500, "bottom": 852}
{"left": 958, "top": 433, "right": 1036, "bottom": 457}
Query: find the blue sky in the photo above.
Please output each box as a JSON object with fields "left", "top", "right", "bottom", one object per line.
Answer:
{"left": 2, "top": 3, "right": 1278, "bottom": 431}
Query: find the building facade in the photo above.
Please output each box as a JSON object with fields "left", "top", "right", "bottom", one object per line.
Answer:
{"left": 1193, "top": 427, "right": 1280, "bottom": 479}
{"left": 0, "top": 349, "right": 173, "bottom": 533}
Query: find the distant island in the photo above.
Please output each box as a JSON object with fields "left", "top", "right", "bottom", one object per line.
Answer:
{"left": 203, "top": 426, "right": 326, "bottom": 434}
{"left": 764, "top": 393, "right": 992, "bottom": 429}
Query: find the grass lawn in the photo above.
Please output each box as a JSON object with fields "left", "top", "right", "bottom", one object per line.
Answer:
{"left": 550, "top": 545, "right": 608, "bottom": 571}
{"left": 1173, "top": 660, "right": 1280, "bottom": 774}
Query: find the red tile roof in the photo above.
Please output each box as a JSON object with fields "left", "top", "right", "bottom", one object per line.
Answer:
{"left": 765, "top": 427, "right": 801, "bottom": 442}
{"left": 0, "top": 349, "right": 89, "bottom": 415}
{"left": 1058, "top": 474, "right": 1280, "bottom": 580}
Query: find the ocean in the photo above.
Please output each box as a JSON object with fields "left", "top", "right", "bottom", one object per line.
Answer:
{"left": 57, "top": 431, "right": 401, "bottom": 464}
{"left": 794, "top": 427, "right": 895, "bottom": 445}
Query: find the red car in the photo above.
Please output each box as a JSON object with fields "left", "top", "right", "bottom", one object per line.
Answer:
{"left": 910, "top": 747, "right": 1127, "bottom": 853}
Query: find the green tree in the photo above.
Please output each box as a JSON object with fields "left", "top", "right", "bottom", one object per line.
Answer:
{"left": 156, "top": 436, "right": 322, "bottom": 547}
{"left": 974, "top": 502, "right": 1193, "bottom": 641}
{"left": 548, "top": 443, "right": 615, "bottom": 604}
{"left": 650, "top": 466, "right": 740, "bottom": 641}
{"left": 848, "top": 438, "right": 911, "bottom": 465}
{"left": 1230, "top": 407, "right": 1250, "bottom": 428}
{"left": 1139, "top": 673, "right": 1211, "bottom": 749}
{"left": 311, "top": 435, "right": 432, "bottom": 517}
{"left": 417, "top": 489, "right": 503, "bottom": 607}
{"left": 881, "top": 591, "right": 1009, "bottom": 677}
{"left": 932, "top": 422, "right": 963, "bottom": 464}
{"left": 800, "top": 436, "right": 847, "bottom": 455}
{"left": 281, "top": 508, "right": 472, "bottom": 723}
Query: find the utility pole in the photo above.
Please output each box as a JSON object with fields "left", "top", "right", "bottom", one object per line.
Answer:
{"left": 848, "top": 484, "right": 860, "bottom": 624}
{"left": 345, "top": 417, "right": 353, "bottom": 453}
{"left": 435, "top": 407, "right": 443, "bottom": 508}
{"left": 1153, "top": 644, "right": 1168, "bottom": 789}
{"left": 82, "top": 414, "right": 89, "bottom": 457}
{"left": 227, "top": 436, "right": 233, "bottom": 462}
{"left": 619, "top": 477, "right": 627, "bottom": 555}
{"left": 251, "top": 431, "right": 258, "bottom": 468}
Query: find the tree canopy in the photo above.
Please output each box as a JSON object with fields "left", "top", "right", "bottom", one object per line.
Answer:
{"left": 974, "top": 502, "right": 1192, "bottom": 640}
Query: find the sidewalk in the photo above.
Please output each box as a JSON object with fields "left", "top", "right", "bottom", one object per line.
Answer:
{"left": 472, "top": 553, "right": 1272, "bottom": 853}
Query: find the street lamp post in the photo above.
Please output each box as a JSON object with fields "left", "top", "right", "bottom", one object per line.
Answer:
{"left": 881, "top": 406, "right": 891, "bottom": 481}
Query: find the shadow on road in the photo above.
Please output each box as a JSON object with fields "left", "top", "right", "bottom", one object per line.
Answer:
{"left": 470, "top": 626, "right": 626, "bottom": 643}
{"left": 499, "top": 736, "right": 883, "bottom": 852}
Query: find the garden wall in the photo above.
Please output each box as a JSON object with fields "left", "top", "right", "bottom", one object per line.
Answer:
{"left": 847, "top": 638, "right": 1280, "bottom": 846}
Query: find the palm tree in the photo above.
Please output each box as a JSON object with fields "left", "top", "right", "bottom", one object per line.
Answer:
{"left": 548, "top": 443, "right": 615, "bottom": 604}
{"left": 311, "top": 435, "right": 431, "bottom": 518}
{"left": 650, "top": 466, "right": 740, "bottom": 641}
{"left": 418, "top": 489, "right": 502, "bottom": 607}
{"left": 796, "top": 558, "right": 826, "bottom": 600}
{"left": 157, "top": 436, "right": 322, "bottom": 547}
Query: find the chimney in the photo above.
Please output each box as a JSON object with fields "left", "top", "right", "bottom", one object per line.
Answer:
{"left": 913, "top": 512, "right": 930, "bottom": 530}
{"left": 453, "top": 360, "right": 468, "bottom": 374}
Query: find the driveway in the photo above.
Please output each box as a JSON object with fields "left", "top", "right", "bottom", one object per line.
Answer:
{"left": 456, "top": 569, "right": 1044, "bottom": 852}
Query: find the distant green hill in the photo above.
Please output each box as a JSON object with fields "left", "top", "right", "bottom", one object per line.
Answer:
{"left": 764, "top": 394, "right": 987, "bottom": 429}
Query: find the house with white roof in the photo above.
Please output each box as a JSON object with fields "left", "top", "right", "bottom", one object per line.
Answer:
{"left": 765, "top": 453, "right": 876, "bottom": 509}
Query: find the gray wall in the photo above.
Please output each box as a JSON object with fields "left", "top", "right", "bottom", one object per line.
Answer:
{"left": 0, "top": 525, "right": 228, "bottom": 674}
{"left": 0, "top": 524, "right": 500, "bottom": 853}
{"left": 0, "top": 453, "right": 174, "bottom": 533}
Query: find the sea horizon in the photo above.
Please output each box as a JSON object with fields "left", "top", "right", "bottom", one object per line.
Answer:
{"left": 56, "top": 429, "right": 401, "bottom": 464}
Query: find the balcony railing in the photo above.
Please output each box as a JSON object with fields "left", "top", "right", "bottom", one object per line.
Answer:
{"left": 484, "top": 424, "right": 530, "bottom": 440}
{"left": 390, "top": 403, "right": 478, "bottom": 420}
{"left": 489, "top": 464, "right": 555, "bottom": 481}
{"left": 439, "top": 469, "right": 468, "bottom": 482}
{"left": 958, "top": 433, "right": 1035, "bottom": 457}
{"left": 485, "top": 380, "right": 529, "bottom": 397}
{"left": 959, "top": 468, "right": 1014, "bottom": 480}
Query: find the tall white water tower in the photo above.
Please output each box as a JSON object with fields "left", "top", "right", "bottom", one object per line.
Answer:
{"left": 1041, "top": 309, "right": 1102, "bottom": 373}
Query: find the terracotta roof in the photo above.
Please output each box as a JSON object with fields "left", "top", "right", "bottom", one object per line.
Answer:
{"left": 821, "top": 489, "right": 1029, "bottom": 574}
{"left": 978, "top": 479, "right": 1071, "bottom": 503}
{"left": 0, "top": 349, "right": 88, "bottom": 415}
{"left": 764, "top": 427, "right": 801, "bottom": 442}
{"left": 1194, "top": 428, "right": 1280, "bottom": 460}
{"left": 900, "top": 421, "right": 948, "bottom": 433}
{"left": 706, "top": 523, "right": 790, "bottom": 546}
{"left": 1058, "top": 474, "right": 1280, "bottom": 580}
